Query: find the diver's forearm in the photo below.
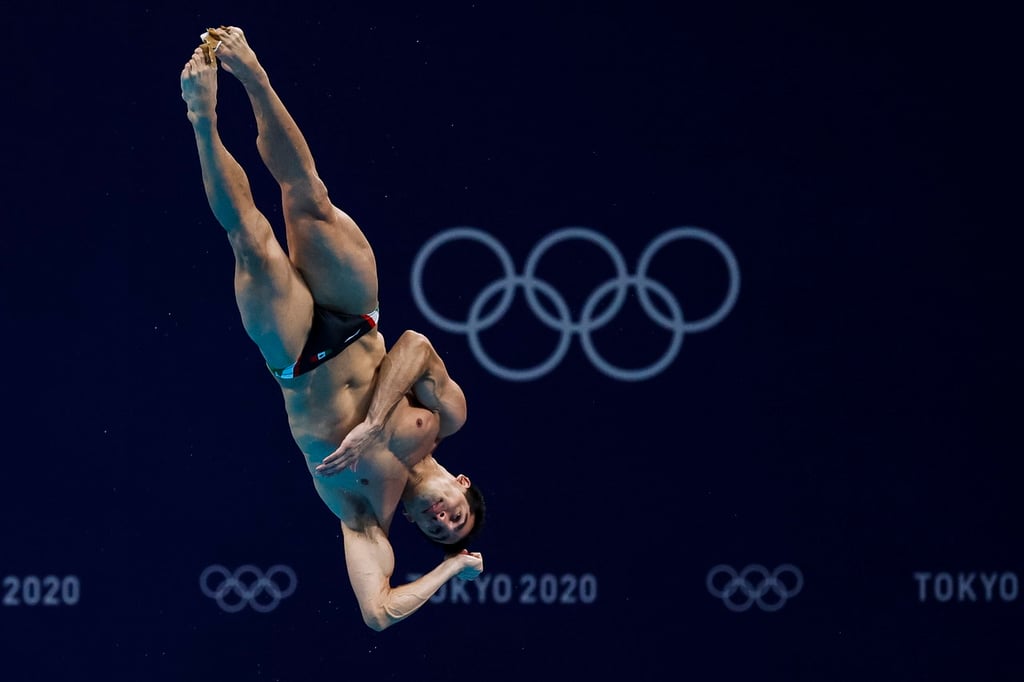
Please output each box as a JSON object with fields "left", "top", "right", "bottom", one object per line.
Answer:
{"left": 372, "top": 560, "right": 463, "bottom": 630}
{"left": 364, "top": 332, "right": 432, "bottom": 428}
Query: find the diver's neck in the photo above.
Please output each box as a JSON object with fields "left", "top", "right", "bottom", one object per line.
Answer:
{"left": 407, "top": 455, "right": 442, "bottom": 486}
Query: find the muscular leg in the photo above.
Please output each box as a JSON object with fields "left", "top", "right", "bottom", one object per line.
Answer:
{"left": 210, "top": 26, "right": 378, "bottom": 315}
{"left": 181, "top": 47, "right": 312, "bottom": 369}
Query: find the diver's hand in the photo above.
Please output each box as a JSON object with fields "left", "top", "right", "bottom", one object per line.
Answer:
{"left": 315, "top": 421, "right": 383, "bottom": 476}
{"left": 447, "top": 550, "right": 484, "bottom": 581}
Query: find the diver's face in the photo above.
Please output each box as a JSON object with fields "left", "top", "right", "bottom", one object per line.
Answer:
{"left": 406, "top": 474, "right": 474, "bottom": 544}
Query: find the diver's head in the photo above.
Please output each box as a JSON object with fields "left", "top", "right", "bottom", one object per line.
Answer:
{"left": 403, "top": 470, "right": 486, "bottom": 553}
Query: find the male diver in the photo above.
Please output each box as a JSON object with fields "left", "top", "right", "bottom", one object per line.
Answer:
{"left": 180, "top": 26, "right": 485, "bottom": 631}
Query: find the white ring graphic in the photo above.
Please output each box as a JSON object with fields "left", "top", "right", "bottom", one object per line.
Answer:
{"left": 706, "top": 564, "right": 803, "bottom": 612}
{"left": 411, "top": 226, "right": 740, "bottom": 381}
{"left": 199, "top": 564, "right": 298, "bottom": 613}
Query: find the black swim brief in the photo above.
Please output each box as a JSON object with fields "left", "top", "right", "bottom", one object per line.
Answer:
{"left": 269, "top": 306, "right": 379, "bottom": 380}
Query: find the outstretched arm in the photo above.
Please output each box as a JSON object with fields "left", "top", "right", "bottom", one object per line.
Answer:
{"left": 317, "top": 330, "right": 467, "bottom": 475}
{"left": 342, "top": 521, "right": 483, "bottom": 631}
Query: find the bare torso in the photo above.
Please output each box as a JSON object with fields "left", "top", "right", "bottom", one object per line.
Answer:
{"left": 274, "top": 330, "right": 441, "bottom": 533}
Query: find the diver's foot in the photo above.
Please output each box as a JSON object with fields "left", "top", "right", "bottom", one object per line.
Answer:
{"left": 206, "top": 26, "right": 267, "bottom": 88}
{"left": 180, "top": 47, "right": 218, "bottom": 124}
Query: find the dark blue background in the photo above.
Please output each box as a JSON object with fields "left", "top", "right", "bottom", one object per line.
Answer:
{"left": 2, "top": 2, "right": 1019, "bottom": 680}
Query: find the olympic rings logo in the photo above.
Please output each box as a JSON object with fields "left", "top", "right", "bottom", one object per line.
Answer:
{"left": 706, "top": 564, "right": 803, "bottom": 612}
{"left": 411, "top": 226, "right": 740, "bottom": 381}
{"left": 199, "top": 564, "right": 298, "bottom": 613}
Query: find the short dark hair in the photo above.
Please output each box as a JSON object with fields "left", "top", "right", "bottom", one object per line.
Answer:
{"left": 423, "top": 483, "right": 486, "bottom": 555}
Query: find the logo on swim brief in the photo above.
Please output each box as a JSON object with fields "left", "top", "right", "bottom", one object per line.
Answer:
{"left": 411, "top": 226, "right": 740, "bottom": 381}
{"left": 199, "top": 564, "right": 298, "bottom": 613}
{"left": 706, "top": 564, "right": 803, "bottom": 612}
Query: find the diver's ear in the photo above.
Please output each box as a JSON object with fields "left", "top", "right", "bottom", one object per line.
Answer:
{"left": 455, "top": 474, "right": 471, "bottom": 489}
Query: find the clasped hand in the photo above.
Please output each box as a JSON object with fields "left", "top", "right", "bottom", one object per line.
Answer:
{"left": 315, "top": 421, "right": 382, "bottom": 476}
{"left": 448, "top": 550, "right": 484, "bottom": 581}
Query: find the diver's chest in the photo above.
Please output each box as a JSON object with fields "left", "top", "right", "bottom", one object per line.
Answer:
{"left": 389, "top": 403, "right": 440, "bottom": 462}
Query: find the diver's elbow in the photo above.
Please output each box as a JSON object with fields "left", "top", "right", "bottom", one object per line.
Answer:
{"left": 362, "top": 606, "right": 396, "bottom": 632}
{"left": 362, "top": 611, "right": 389, "bottom": 632}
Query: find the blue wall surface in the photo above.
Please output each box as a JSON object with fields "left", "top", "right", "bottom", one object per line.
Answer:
{"left": 2, "top": 3, "right": 1019, "bottom": 681}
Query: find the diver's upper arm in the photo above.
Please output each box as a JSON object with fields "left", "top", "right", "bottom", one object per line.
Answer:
{"left": 340, "top": 522, "right": 396, "bottom": 631}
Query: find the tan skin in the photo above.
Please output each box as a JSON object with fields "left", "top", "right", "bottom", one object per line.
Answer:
{"left": 180, "top": 26, "right": 482, "bottom": 631}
